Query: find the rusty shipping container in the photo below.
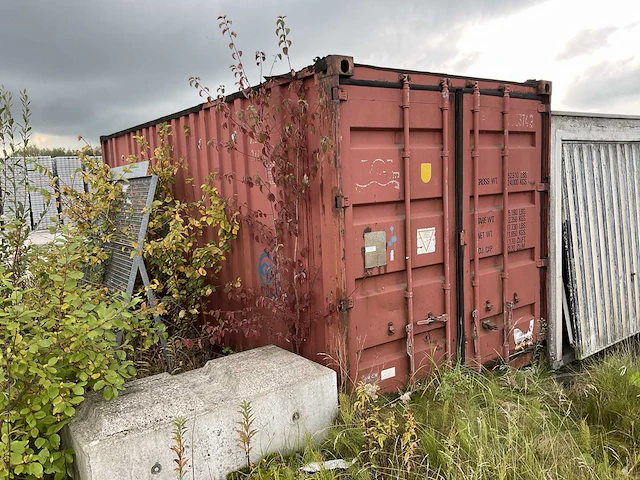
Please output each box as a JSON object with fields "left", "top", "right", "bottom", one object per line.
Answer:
{"left": 102, "top": 56, "right": 551, "bottom": 390}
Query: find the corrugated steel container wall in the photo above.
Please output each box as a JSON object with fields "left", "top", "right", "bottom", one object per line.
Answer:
{"left": 102, "top": 70, "right": 334, "bottom": 360}
{"left": 102, "top": 56, "right": 551, "bottom": 389}
{"left": 549, "top": 113, "right": 640, "bottom": 368}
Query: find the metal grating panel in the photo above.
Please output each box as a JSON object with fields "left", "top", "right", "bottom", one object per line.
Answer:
{"left": 109, "top": 161, "right": 148, "bottom": 180}
{"left": 55, "top": 156, "right": 86, "bottom": 225}
{"left": 1, "top": 157, "right": 31, "bottom": 224}
{"left": 103, "top": 246, "right": 137, "bottom": 293}
{"left": 111, "top": 176, "right": 156, "bottom": 245}
{"left": 2, "top": 156, "right": 105, "bottom": 230}
{"left": 102, "top": 175, "right": 157, "bottom": 295}
{"left": 562, "top": 141, "right": 640, "bottom": 359}
{"left": 27, "top": 157, "right": 58, "bottom": 231}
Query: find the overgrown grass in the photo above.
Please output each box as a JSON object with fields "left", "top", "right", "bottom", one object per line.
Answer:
{"left": 230, "top": 345, "right": 640, "bottom": 479}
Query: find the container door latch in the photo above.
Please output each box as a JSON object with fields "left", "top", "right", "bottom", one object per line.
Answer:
{"left": 338, "top": 297, "right": 354, "bottom": 313}
{"left": 335, "top": 195, "right": 351, "bottom": 209}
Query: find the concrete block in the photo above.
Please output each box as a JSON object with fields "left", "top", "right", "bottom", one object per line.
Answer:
{"left": 63, "top": 345, "right": 338, "bottom": 480}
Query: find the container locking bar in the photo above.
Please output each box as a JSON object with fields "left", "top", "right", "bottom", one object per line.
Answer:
{"left": 416, "top": 312, "right": 449, "bottom": 326}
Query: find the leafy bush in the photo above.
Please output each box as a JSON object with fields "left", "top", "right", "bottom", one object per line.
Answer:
{"left": 0, "top": 238, "right": 158, "bottom": 479}
{"left": 1, "top": 87, "right": 159, "bottom": 478}
{"left": 60, "top": 123, "right": 239, "bottom": 374}
{"left": 133, "top": 124, "right": 239, "bottom": 341}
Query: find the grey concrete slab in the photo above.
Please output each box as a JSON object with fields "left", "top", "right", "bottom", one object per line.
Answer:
{"left": 63, "top": 345, "right": 338, "bottom": 480}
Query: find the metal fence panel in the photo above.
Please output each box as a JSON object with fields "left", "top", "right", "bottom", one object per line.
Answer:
{"left": 27, "top": 156, "right": 58, "bottom": 231}
{"left": 1, "top": 155, "right": 105, "bottom": 230}
{"left": 54, "top": 156, "right": 85, "bottom": 225}
{"left": 103, "top": 175, "right": 157, "bottom": 295}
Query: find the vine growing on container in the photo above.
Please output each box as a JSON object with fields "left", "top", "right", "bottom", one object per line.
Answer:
{"left": 189, "top": 15, "right": 331, "bottom": 353}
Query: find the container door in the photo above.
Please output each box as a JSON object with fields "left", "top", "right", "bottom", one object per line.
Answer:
{"left": 339, "top": 83, "right": 456, "bottom": 389}
{"left": 458, "top": 88, "right": 545, "bottom": 366}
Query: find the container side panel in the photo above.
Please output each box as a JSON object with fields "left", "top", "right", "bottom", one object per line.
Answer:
{"left": 101, "top": 76, "right": 336, "bottom": 359}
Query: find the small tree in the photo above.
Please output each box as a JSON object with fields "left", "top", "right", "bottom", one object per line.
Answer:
{"left": 189, "top": 15, "right": 331, "bottom": 353}
{"left": 0, "top": 87, "right": 33, "bottom": 279}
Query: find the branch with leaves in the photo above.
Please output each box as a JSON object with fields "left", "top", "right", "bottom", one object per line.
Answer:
{"left": 235, "top": 400, "right": 257, "bottom": 469}
{"left": 186, "top": 16, "right": 332, "bottom": 354}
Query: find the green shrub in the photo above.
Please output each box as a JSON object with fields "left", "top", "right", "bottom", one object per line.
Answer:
{"left": 64, "top": 124, "right": 239, "bottom": 372}
{"left": 0, "top": 235, "right": 159, "bottom": 479}
{"left": 1, "top": 87, "right": 160, "bottom": 478}
{"left": 135, "top": 124, "right": 238, "bottom": 340}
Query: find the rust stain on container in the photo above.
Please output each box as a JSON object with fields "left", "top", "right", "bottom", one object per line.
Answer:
{"left": 102, "top": 56, "right": 551, "bottom": 390}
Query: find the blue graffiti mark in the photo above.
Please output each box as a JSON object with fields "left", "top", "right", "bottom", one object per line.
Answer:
{"left": 388, "top": 225, "right": 397, "bottom": 261}
{"left": 388, "top": 225, "right": 398, "bottom": 246}
{"left": 258, "top": 252, "right": 274, "bottom": 286}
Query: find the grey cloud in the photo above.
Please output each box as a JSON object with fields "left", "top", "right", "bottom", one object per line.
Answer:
{"left": 449, "top": 50, "right": 481, "bottom": 75}
{"left": 556, "top": 26, "right": 617, "bottom": 61}
{"left": 563, "top": 59, "right": 640, "bottom": 109}
{"left": 0, "top": 0, "right": 541, "bottom": 147}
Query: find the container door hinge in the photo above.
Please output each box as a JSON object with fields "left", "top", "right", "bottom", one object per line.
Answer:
{"left": 338, "top": 297, "right": 354, "bottom": 313}
{"left": 537, "top": 104, "right": 550, "bottom": 113}
{"left": 459, "top": 231, "right": 467, "bottom": 246}
{"left": 332, "top": 87, "right": 348, "bottom": 101}
{"left": 536, "top": 183, "right": 549, "bottom": 192}
{"left": 335, "top": 194, "right": 351, "bottom": 209}
{"left": 536, "top": 259, "right": 549, "bottom": 268}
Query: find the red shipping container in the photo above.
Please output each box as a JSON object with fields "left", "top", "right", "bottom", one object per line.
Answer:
{"left": 102, "top": 56, "right": 551, "bottom": 390}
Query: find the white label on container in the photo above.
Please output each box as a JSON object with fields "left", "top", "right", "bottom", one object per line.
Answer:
{"left": 390, "top": 250, "right": 395, "bottom": 261}
{"left": 365, "top": 245, "right": 377, "bottom": 253}
{"left": 416, "top": 227, "right": 436, "bottom": 255}
{"left": 380, "top": 366, "right": 396, "bottom": 380}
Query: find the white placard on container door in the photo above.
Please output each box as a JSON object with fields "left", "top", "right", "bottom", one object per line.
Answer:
{"left": 416, "top": 227, "right": 436, "bottom": 255}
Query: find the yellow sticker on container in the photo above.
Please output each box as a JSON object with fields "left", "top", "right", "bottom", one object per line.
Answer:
{"left": 421, "top": 163, "right": 432, "bottom": 183}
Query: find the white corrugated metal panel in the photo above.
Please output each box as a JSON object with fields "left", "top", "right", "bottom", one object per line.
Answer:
{"left": 2, "top": 156, "right": 104, "bottom": 230}
{"left": 550, "top": 113, "right": 640, "bottom": 367}
{"left": 562, "top": 142, "right": 640, "bottom": 359}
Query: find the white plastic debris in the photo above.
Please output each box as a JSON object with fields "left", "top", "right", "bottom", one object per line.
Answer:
{"left": 300, "top": 458, "right": 357, "bottom": 473}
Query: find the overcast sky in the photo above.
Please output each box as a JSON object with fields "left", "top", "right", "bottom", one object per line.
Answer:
{"left": 1, "top": 0, "right": 639, "bottom": 150}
